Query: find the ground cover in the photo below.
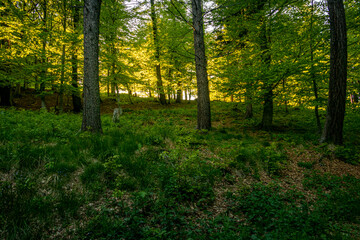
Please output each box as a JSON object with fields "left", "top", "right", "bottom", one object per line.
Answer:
{"left": 1, "top": 92, "right": 360, "bottom": 239}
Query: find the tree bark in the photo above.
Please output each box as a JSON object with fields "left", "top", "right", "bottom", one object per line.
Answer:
{"left": 259, "top": 15, "right": 272, "bottom": 130}
{"left": 310, "top": 0, "right": 321, "bottom": 133}
{"left": 71, "top": 0, "right": 82, "bottom": 113}
{"left": 176, "top": 89, "right": 182, "bottom": 103}
{"left": 192, "top": 0, "right": 211, "bottom": 130}
{"left": 40, "top": 0, "right": 48, "bottom": 110}
{"left": 320, "top": 0, "right": 347, "bottom": 145}
{"left": 245, "top": 82, "right": 253, "bottom": 119}
{"left": 150, "top": 0, "right": 166, "bottom": 105}
{"left": 0, "top": 86, "right": 11, "bottom": 106}
{"left": 81, "top": 0, "right": 102, "bottom": 133}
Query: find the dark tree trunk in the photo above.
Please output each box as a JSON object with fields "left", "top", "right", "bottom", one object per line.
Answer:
{"left": 192, "top": 0, "right": 211, "bottom": 130}
{"left": 81, "top": 0, "right": 102, "bottom": 133}
{"left": 167, "top": 86, "right": 171, "bottom": 104}
{"left": 150, "top": 0, "right": 166, "bottom": 105}
{"left": 310, "top": 0, "right": 321, "bottom": 133}
{"left": 71, "top": 52, "right": 82, "bottom": 113}
{"left": 245, "top": 82, "right": 253, "bottom": 119}
{"left": 245, "top": 103, "right": 253, "bottom": 119}
{"left": 261, "top": 89, "right": 273, "bottom": 128}
{"left": 176, "top": 89, "right": 182, "bottom": 103}
{"left": 259, "top": 12, "right": 272, "bottom": 130}
{"left": 0, "top": 86, "right": 11, "bottom": 106}
{"left": 15, "top": 83, "right": 21, "bottom": 97}
{"left": 71, "top": 0, "right": 82, "bottom": 113}
{"left": 176, "top": 82, "right": 182, "bottom": 103}
{"left": 282, "top": 79, "right": 288, "bottom": 113}
{"left": 59, "top": 0, "right": 68, "bottom": 112}
{"left": 40, "top": 0, "right": 47, "bottom": 110}
{"left": 126, "top": 83, "right": 133, "bottom": 104}
{"left": 111, "top": 59, "right": 116, "bottom": 95}
{"left": 320, "top": 0, "right": 347, "bottom": 145}
{"left": 59, "top": 44, "right": 66, "bottom": 112}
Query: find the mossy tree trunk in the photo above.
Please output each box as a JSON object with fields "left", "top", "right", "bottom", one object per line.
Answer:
{"left": 81, "top": 0, "right": 102, "bottom": 133}
{"left": 320, "top": 0, "right": 347, "bottom": 145}
{"left": 192, "top": 0, "right": 211, "bottom": 130}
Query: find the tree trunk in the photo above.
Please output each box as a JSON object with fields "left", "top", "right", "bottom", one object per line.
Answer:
{"left": 0, "top": 86, "right": 11, "bottom": 106}
{"left": 71, "top": 0, "right": 82, "bottom": 113}
{"left": 59, "top": 0, "right": 67, "bottom": 112}
{"left": 59, "top": 44, "right": 66, "bottom": 112}
{"left": 259, "top": 12, "right": 272, "bottom": 130}
{"left": 310, "top": 0, "right": 321, "bottom": 133}
{"left": 245, "top": 103, "right": 253, "bottom": 119}
{"left": 245, "top": 82, "right": 253, "bottom": 119}
{"left": 320, "top": 0, "right": 347, "bottom": 145}
{"left": 150, "top": 0, "right": 166, "bottom": 105}
{"left": 71, "top": 51, "right": 82, "bottom": 113}
{"left": 261, "top": 89, "right": 273, "bottom": 129}
{"left": 15, "top": 83, "right": 21, "bottom": 97}
{"left": 148, "top": 78, "right": 152, "bottom": 98}
{"left": 176, "top": 82, "right": 182, "bottom": 103}
{"left": 111, "top": 61, "right": 116, "bottom": 95}
{"left": 126, "top": 83, "right": 133, "bottom": 104}
{"left": 283, "top": 79, "right": 288, "bottom": 113}
{"left": 81, "top": 0, "right": 102, "bottom": 133}
{"left": 192, "top": 0, "right": 211, "bottom": 130}
{"left": 40, "top": 0, "right": 47, "bottom": 110}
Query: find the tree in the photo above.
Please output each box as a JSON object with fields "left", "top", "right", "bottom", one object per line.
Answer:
{"left": 320, "top": 0, "right": 347, "bottom": 144}
{"left": 150, "top": 0, "right": 166, "bottom": 105}
{"left": 81, "top": 0, "right": 102, "bottom": 133}
{"left": 71, "top": 0, "right": 82, "bottom": 113}
{"left": 192, "top": 0, "right": 211, "bottom": 130}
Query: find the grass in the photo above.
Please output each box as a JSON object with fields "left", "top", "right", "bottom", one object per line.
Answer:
{"left": 0, "top": 100, "right": 360, "bottom": 239}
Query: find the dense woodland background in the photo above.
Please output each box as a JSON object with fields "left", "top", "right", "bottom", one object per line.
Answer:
{"left": 1, "top": 0, "right": 360, "bottom": 239}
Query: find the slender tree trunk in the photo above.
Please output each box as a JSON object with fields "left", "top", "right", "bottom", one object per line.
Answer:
{"left": 283, "top": 79, "right": 288, "bottom": 113}
{"left": 167, "top": 85, "right": 171, "bottom": 104}
{"left": 111, "top": 61, "right": 116, "bottom": 95}
{"left": 71, "top": 51, "right": 82, "bottom": 113}
{"left": 245, "top": 102, "right": 253, "bottom": 119}
{"left": 59, "top": 45, "right": 66, "bottom": 112}
{"left": 15, "top": 83, "right": 21, "bottom": 97}
{"left": 107, "top": 69, "right": 110, "bottom": 96}
{"left": 71, "top": 1, "right": 82, "bottom": 113}
{"left": 176, "top": 89, "right": 182, "bottom": 103}
{"left": 40, "top": 0, "right": 47, "bottom": 110}
{"left": 150, "top": 0, "right": 166, "bottom": 105}
{"left": 176, "top": 81, "right": 182, "bottom": 103}
{"left": 320, "top": 0, "right": 347, "bottom": 145}
{"left": 262, "top": 90, "right": 273, "bottom": 128}
{"left": 192, "top": 0, "right": 211, "bottom": 130}
{"left": 148, "top": 78, "right": 152, "bottom": 97}
{"left": 310, "top": 0, "right": 321, "bottom": 133}
{"left": 245, "top": 82, "right": 253, "bottom": 119}
{"left": 0, "top": 86, "right": 11, "bottom": 106}
{"left": 81, "top": 0, "right": 102, "bottom": 133}
{"left": 259, "top": 16, "right": 272, "bottom": 129}
{"left": 126, "top": 83, "right": 133, "bottom": 104}
{"left": 59, "top": 0, "right": 68, "bottom": 112}
{"left": 245, "top": 95, "right": 253, "bottom": 119}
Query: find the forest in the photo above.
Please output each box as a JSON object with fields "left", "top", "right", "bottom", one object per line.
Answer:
{"left": 1, "top": 0, "right": 360, "bottom": 239}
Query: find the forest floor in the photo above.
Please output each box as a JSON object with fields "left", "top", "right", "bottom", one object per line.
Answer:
{"left": 1, "top": 90, "right": 360, "bottom": 239}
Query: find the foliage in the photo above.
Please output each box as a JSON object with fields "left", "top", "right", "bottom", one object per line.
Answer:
{"left": 0, "top": 103, "right": 359, "bottom": 239}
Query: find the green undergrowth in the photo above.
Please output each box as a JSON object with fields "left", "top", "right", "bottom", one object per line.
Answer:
{"left": 0, "top": 103, "right": 359, "bottom": 239}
